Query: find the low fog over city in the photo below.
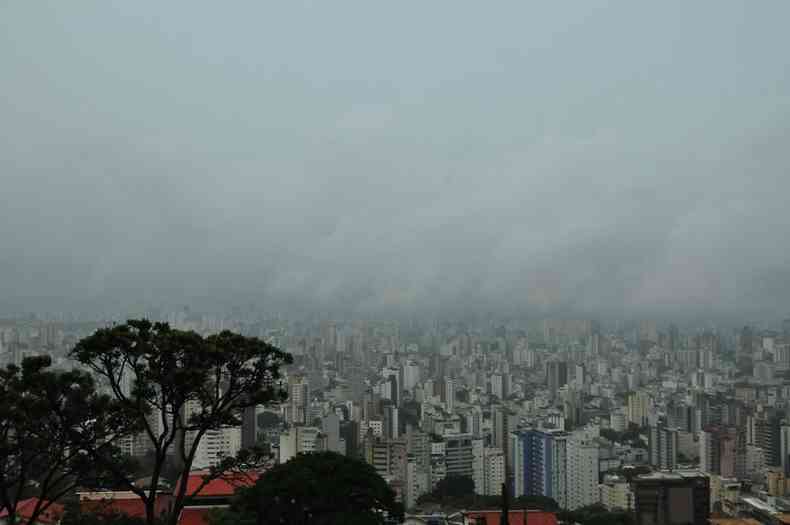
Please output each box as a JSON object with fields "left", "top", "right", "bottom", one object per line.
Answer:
{"left": 2, "top": 2, "right": 789, "bottom": 322}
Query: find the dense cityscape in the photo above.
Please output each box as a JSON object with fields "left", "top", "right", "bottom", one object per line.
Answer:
{"left": 3, "top": 313, "right": 790, "bottom": 524}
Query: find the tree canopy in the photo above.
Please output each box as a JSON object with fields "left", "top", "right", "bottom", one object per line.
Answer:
{"left": 433, "top": 475, "right": 475, "bottom": 499}
{"left": 0, "top": 356, "right": 120, "bottom": 525}
{"left": 69, "top": 319, "right": 292, "bottom": 525}
{"left": 213, "top": 452, "right": 403, "bottom": 525}
{"left": 558, "top": 504, "right": 634, "bottom": 525}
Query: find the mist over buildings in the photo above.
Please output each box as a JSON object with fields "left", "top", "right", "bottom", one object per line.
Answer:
{"left": 1, "top": 2, "right": 789, "bottom": 322}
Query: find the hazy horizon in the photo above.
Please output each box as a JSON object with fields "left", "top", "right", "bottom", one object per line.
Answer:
{"left": 2, "top": 2, "right": 790, "bottom": 322}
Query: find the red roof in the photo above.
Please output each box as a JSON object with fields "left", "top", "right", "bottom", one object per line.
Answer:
{"left": 78, "top": 491, "right": 172, "bottom": 519}
{"left": 0, "top": 498, "right": 64, "bottom": 524}
{"left": 464, "top": 510, "right": 558, "bottom": 525}
{"left": 175, "top": 470, "right": 260, "bottom": 498}
{"left": 178, "top": 507, "right": 215, "bottom": 525}
{"left": 80, "top": 493, "right": 147, "bottom": 518}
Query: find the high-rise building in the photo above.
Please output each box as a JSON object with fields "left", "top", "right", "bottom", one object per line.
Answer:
{"left": 633, "top": 471, "right": 709, "bottom": 525}
{"left": 444, "top": 434, "right": 475, "bottom": 479}
{"left": 737, "top": 326, "right": 754, "bottom": 372}
{"left": 472, "top": 438, "right": 485, "bottom": 495}
{"left": 780, "top": 423, "right": 790, "bottom": 475}
{"left": 383, "top": 405, "right": 400, "bottom": 440}
{"left": 382, "top": 367, "right": 401, "bottom": 406}
{"left": 490, "top": 373, "right": 504, "bottom": 400}
{"left": 465, "top": 408, "right": 482, "bottom": 437}
{"left": 241, "top": 405, "right": 258, "bottom": 449}
{"left": 279, "top": 426, "right": 325, "bottom": 463}
{"left": 628, "top": 392, "right": 652, "bottom": 428}
{"left": 405, "top": 459, "right": 428, "bottom": 510}
{"left": 288, "top": 375, "right": 310, "bottom": 425}
{"left": 754, "top": 412, "right": 782, "bottom": 466}
{"left": 567, "top": 435, "right": 599, "bottom": 510}
{"left": 365, "top": 437, "right": 408, "bottom": 481}
{"left": 340, "top": 420, "right": 360, "bottom": 457}
{"left": 511, "top": 429, "right": 569, "bottom": 508}
{"left": 189, "top": 425, "right": 242, "bottom": 469}
{"left": 599, "top": 474, "right": 634, "bottom": 511}
{"left": 403, "top": 360, "right": 420, "bottom": 392}
{"left": 546, "top": 361, "right": 568, "bottom": 401}
{"left": 649, "top": 423, "right": 679, "bottom": 470}
{"left": 483, "top": 448, "right": 506, "bottom": 497}
{"left": 444, "top": 377, "right": 456, "bottom": 413}
{"left": 639, "top": 320, "right": 658, "bottom": 345}
{"left": 699, "top": 426, "right": 739, "bottom": 477}
{"left": 321, "top": 412, "right": 344, "bottom": 454}
{"left": 492, "top": 406, "right": 517, "bottom": 456}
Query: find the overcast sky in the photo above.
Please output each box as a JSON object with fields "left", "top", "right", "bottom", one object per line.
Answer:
{"left": 1, "top": 1, "right": 789, "bottom": 322}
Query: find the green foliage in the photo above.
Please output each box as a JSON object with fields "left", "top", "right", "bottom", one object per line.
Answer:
{"left": 219, "top": 451, "right": 404, "bottom": 525}
{"left": 558, "top": 504, "right": 634, "bottom": 525}
{"left": 513, "top": 496, "right": 559, "bottom": 511}
{"left": 600, "top": 426, "right": 645, "bottom": 448}
{"left": 207, "top": 507, "right": 257, "bottom": 525}
{"left": 256, "top": 411, "right": 280, "bottom": 429}
{"left": 69, "top": 319, "right": 293, "bottom": 525}
{"left": 416, "top": 491, "right": 558, "bottom": 512}
{"left": 0, "top": 356, "right": 121, "bottom": 525}
{"left": 433, "top": 475, "right": 475, "bottom": 499}
{"left": 61, "top": 499, "right": 151, "bottom": 525}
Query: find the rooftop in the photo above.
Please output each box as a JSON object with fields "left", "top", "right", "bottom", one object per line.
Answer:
{"left": 635, "top": 470, "right": 706, "bottom": 481}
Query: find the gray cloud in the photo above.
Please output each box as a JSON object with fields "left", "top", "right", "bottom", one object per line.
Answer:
{"left": 1, "top": 1, "right": 789, "bottom": 322}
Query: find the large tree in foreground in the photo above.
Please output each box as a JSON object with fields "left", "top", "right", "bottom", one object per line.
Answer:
{"left": 212, "top": 451, "right": 404, "bottom": 525}
{"left": 70, "top": 319, "right": 292, "bottom": 525}
{"left": 0, "top": 356, "right": 119, "bottom": 525}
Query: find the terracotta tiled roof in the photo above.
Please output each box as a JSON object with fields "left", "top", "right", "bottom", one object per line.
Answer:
{"left": 0, "top": 498, "right": 64, "bottom": 524}
{"left": 177, "top": 507, "right": 219, "bottom": 525}
{"left": 463, "top": 509, "right": 559, "bottom": 525}
{"left": 174, "top": 470, "right": 260, "bottom": 498}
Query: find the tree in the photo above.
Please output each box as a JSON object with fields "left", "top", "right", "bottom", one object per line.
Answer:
{"left": 512, "top": 495, "right": 559, "bottom": 511}
{"left": 70, "top": 319, "right": 292, "bottom": 525}
{"left": 0, "top": 356, "right": 120, "bottom": 525}
{"left": 213, "top": 452, "right": 404, "bottom": 525}
{"left": 432, "top": 475, "right": 475, "bottom": 499}
{"left": 558, "top": 504, "right": 634, "bottom": 525}
{"left": 256, "top": 411, "right": 280, "bottom": 429}
{"left": 61, "top": 499, "right": 150, "bottom": 525}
